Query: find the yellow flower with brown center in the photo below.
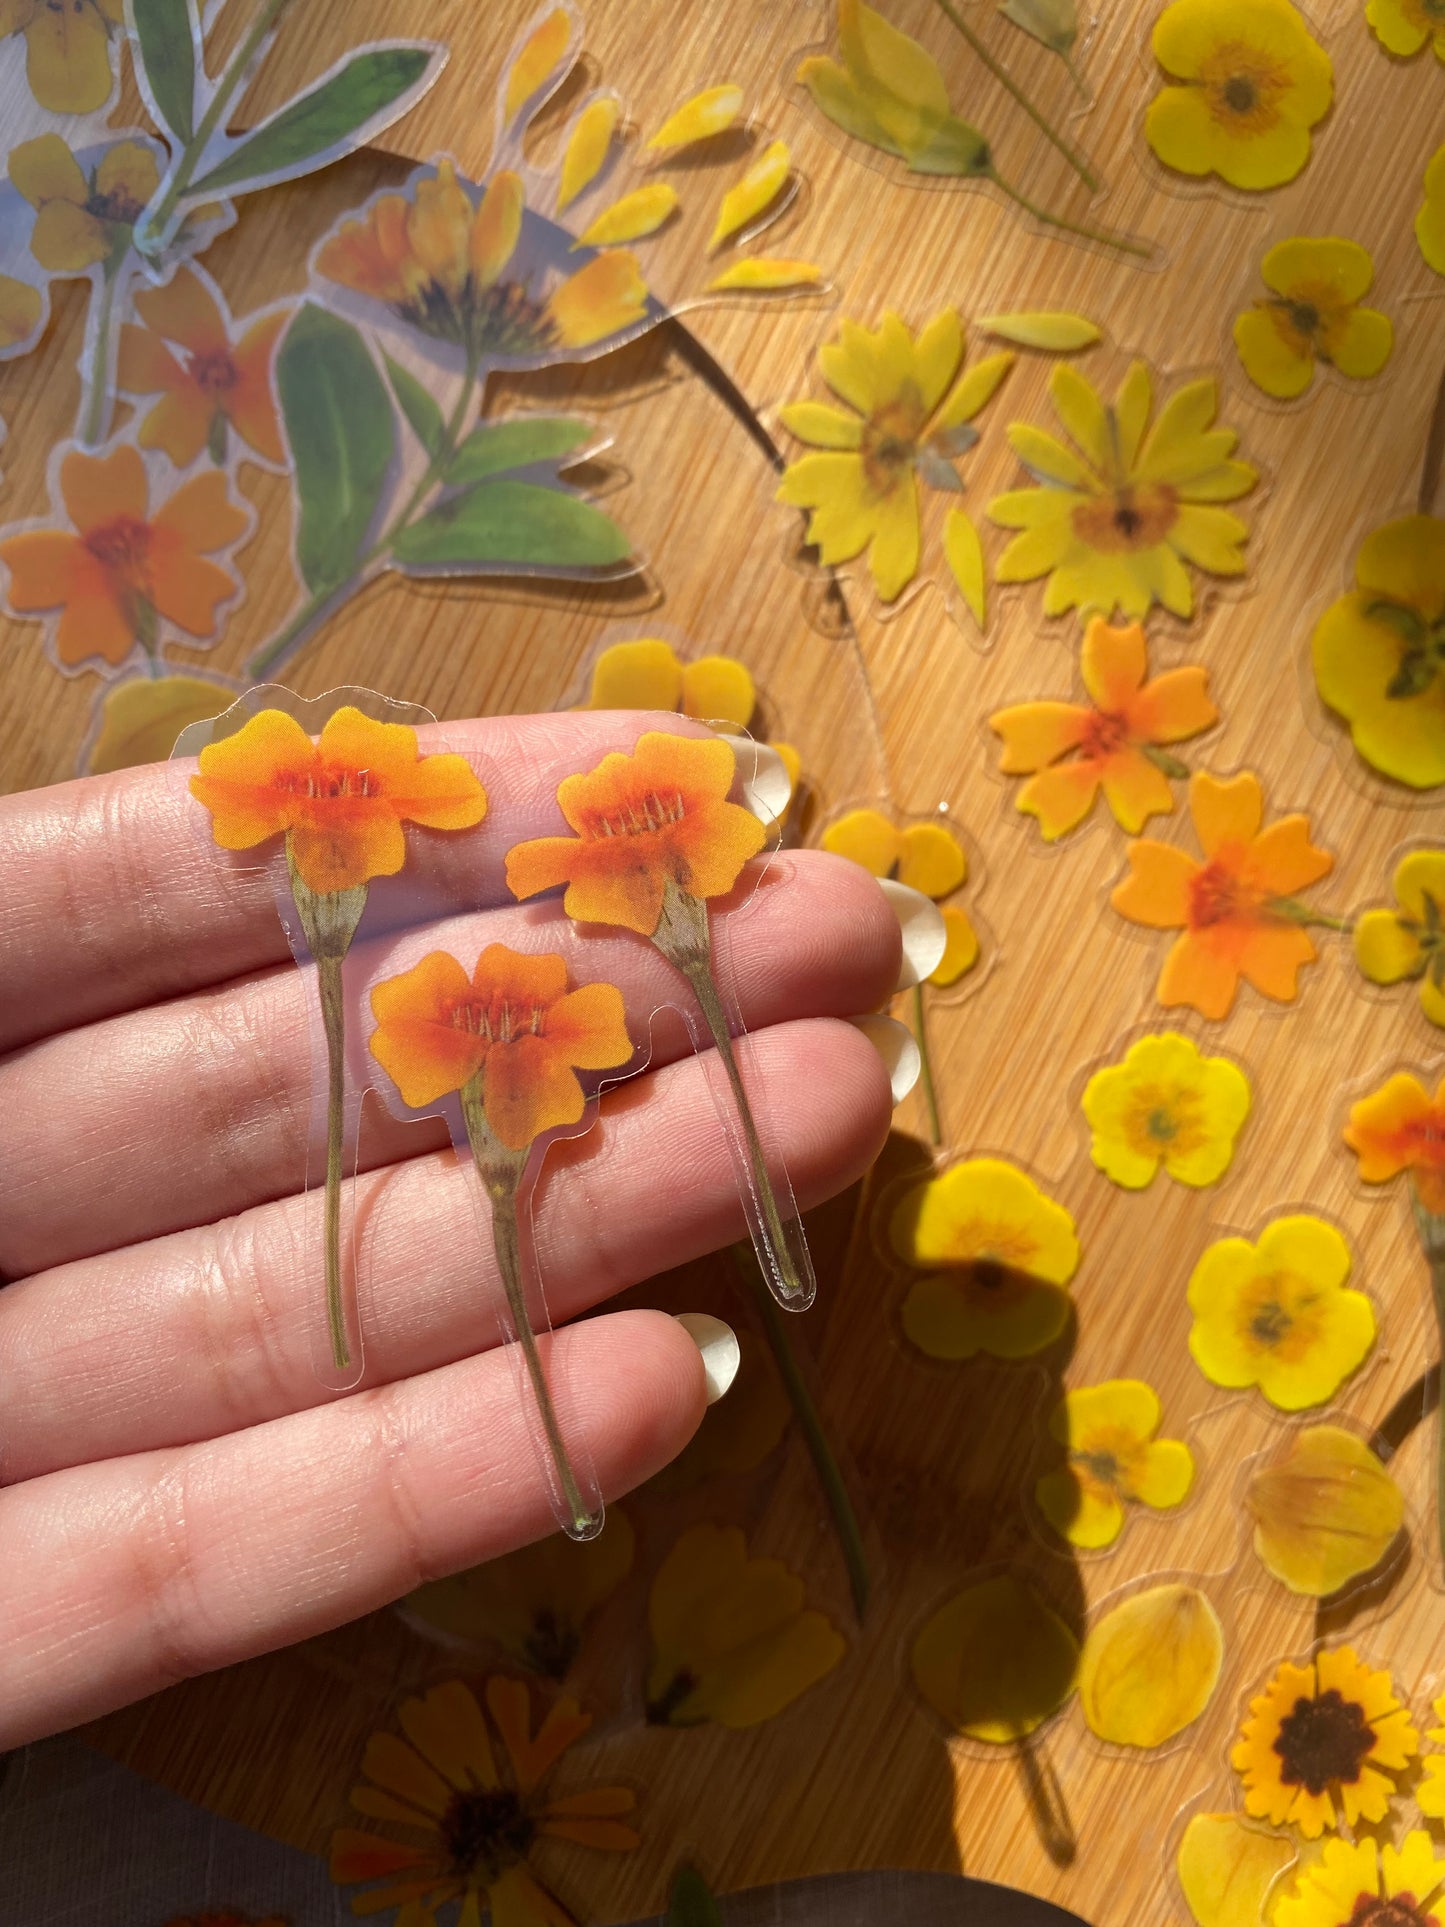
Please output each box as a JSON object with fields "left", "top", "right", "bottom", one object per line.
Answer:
{"left": 1354, "top": 849, "right": 1445, "bottom": 1027}
{"left": 888, "top": 1157, "right": 1079, "bottom": 1359}
{"left": 1276, "top": 1831, "right": 1445, "bottom": 1927}
{"left": 989, "top": 361, "right": 1256, "bottom": 621}
{"left": 1145, "top": 0, "right": 1334, "bottom": 191}
{"left": 1231, "top": 1648, "right": 1418, "bottom": 1838}
{"left": 1186, "top": 1215, "right": 1376, "bottom": 1412}
{"left": 1234, "top": 238, "right": 1393, "bottom": 400}
{"left": 1368, "top": 0, "right": 1445, "bottom": 61}
{"left": 317, "top": 160, "right": 649, "bottom": 366}
{"left": 331, "top": 1677, "right": 639, "bottom": 1924}
{"left": 776, "top": 308, "right": 1011, "bottom": 602}
{"left": 1035, "top": 1378, "right": 1195, "bottom": 1549}
{"left": 0, "top": 0, "right": 122, "bottom": 115}
{"left": 10, "top": 133, "right": 160, "bottom": 274}
{"left": 1082, "top": 1031, "right": 1251, "bottom": 1189}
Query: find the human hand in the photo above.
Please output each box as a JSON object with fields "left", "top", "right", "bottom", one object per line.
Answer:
{"left": 0, "top": 710, "right": 905, "bottom": 1748}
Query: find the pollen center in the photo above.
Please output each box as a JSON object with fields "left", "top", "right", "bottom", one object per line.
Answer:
{"left": 1272, "top": 1686, "right": 1375, "bottom": 1795}
{"left": 1071, "top": 483, "right": 1178, "bottom": 554}
{"left": 85, "top": 513, "right": 151, "bottom": 582}
{"left": 1188, "top": 856, "right": 1266, "bottom": 929}
{"left": 439, "top": 1784, "right": 536, "bottom": 1881}
{"left": 189, "top": 347, "right": 239, "bottom": 396}
{"left": 1078, "top": 708, "right": 1131, "bottom": 760}
{"left": 1201, "top": 44, "right": 1290, "bottom": 132}
{"left": 1346, "top": 1895, "right": 1433, "bottom": 1926}
{"left": 586, "top": 788, "right": 687, "bottom": 838}
{"left": 861, "top": 386, "right": 927, "bottom": 494}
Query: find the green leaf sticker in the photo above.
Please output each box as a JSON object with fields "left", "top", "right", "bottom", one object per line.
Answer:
{"left": 385, "top": 355, "right": 445, "bottom": 457}
{"left": 390, "top": 480, "right": 630, "bottom": 572}
{"left": 447, "top": 417, "right": 593, "bottom": 486}
{"left": 277, "top": 306, "right": 395, "bottom": 596}
{"left": 131, "top": 0, "right": 198, "bottom": 141}
{"left": 190, "top": 45, "right": 443, "bottom": 196}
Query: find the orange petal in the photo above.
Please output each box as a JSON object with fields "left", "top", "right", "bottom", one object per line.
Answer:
{"left": 545, "top": 980, "right": 634, "bottom": 1070}
{"left": 56, "top": 563, "right": 138, "bottom": 667}
{"left": 545, "top": 248, "right": 648, "bottom": 349}
{"left": 563, "top": 840, "right": 669, "bottom": 935}
{"left": 1098, "top": 751, "right": 1175, "bottom": 834}
{"left": 316, "top": 709, "right": 489, "bottom": 836}
{"left": 289, "top": 803, "right": 407, "bottom": 895}
{"left": 1017, "top": 762, "right": 1100, "bottom": 840}
{"left": 1345, "top": 1074, "right": 1435, "bottom": 1183}
{"left": 989, "top": 701, "right": 1088, "bottom": 773}
{"left": 60, "top": 442, "right": 147, "bottom": 533}
{"left": 504, "top": 7, "right": 573, "bottom": 121}
{"left": 370, "top": 950, "right": 487, "bottom": 1109}
{"left": 470, "top": 169, "right": 524, "bottom": 287}
{"left": 132, "top": 265, "right": 227, "bottom": 354}
{"left": 483, "top": 1033, "right": 587, "bottom": 1148}
{"left": 228, "top": 309, "right": 289, "bottom": 462}
{"left": 135, "top": 386, "right": 215, "bottom": 469}
{"left": 673, "top": 797, "right": 767, "bottom": 899}
{"left": 146, "top": 541, "right": 238, "bottom": 638}
{"left": 1190, "top": 769, "right": 1262, "bottom": 856}
{"left": 1112, "top": 840, "right": 1197, "bottom": 928}
{"left": 1248, "top": 815, "right": 1333, "bottom": 895}
{"left": 1238, "top": 922, "right": 1317, "bottom": 1003}
{"left": 1080, "top": 618, "right": 1149, "bottom": 709}
{"left": 473, "top": 942, "right": 570, "bottom": 1012}
{"left": 152, "top": 467, "right": 251, "bottom": 553}
{"left": 1131, "top": 665, "right": 1217, "bottom": 745}
{"left": 507, "top": 833, "right": 585, "bottom": 903}
{"left": 1158, "top": 931, "right": 1239, "bottom": 1020}
{"left": 188, "top": 707, "right": 317, "bottom": 853}
{"left": 1, "top": 527, "right": 87, "bottom": 610}
{"left": 115, "top": 321, "right": 188, "bottom": 398}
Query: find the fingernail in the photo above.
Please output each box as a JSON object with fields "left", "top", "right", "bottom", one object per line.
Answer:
{"left": 674, "top": 1313, "right": 740, "bottom": 1404}
{"left": 878, "top": 878, "right": 947, "bottom": 989}
{"left": 717, "top": 732, "right": 793, "bottom": 828}
{"left": 846, "top": 1013, "right": 922, "bottom": 1105}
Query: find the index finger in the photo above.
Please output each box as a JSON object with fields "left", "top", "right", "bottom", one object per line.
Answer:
{"left": 0, "top": 708, "right": 708, "bottom": 1054}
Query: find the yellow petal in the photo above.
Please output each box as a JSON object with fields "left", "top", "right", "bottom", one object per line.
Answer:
{"left": 1176, "top": 1813, "right": 1295, "bottom": 1927}
{"left": 8, "top": 131, "right": 88, "bottom": 210}
{"left": 647, "top": 83, "right": 744, "bottom": 150}
{"left": 86, "top": 674, "right": 232, "bottom": 775}
{"left": 710, "top": 139, "right": 791, "bottom": 249}
{"left": 681, "top": 654, "right": 756, "bottom": 727}
{"left": 930, "top": 904, "right": 979, "bottom": 985}
{"left": 822, "top": 805, "right": 901, "bottom": 877}
{"left": 503, "top": 6, "right": 574, "bottom": 124}
{"left": 911, "top": 1574, "right": 1079, "bottom": 1743}
{"left": 584, "top": 637, "right": 683, "bottom": 711}
{"left": 558, "top": 95, "right": 620, "bottom": 212}
{"left": 573, "top": 182, "right": 679, "bottom": 249}
{"left": 1246, "top": 1425, "right": 1404, "bottom": 1597}
{"left": 1079, "top": 1586, "right": 1222, "bottom": 1747}
{"left": 706, "top": 257, "right": 823, "bottom": 292}
{"left": 896, "top": 821, "right": 966, "bottom": 897}
{"left": 0, "top": 272, "right": 42, "bottom": 350}
{"left": 978, "top": 310, "right": 1102, "bottom": 351}
{"left": 777, "top": 400, "right": 863, "bottom": 449}
{"left": 943, "top": 503, "right": 986, "bottom": 629}
{"left": 933, "top": 350, "right": 1014, "bottom": 432}
{"left": 1354, "top": 907, "right": 1422, "bottom": 987}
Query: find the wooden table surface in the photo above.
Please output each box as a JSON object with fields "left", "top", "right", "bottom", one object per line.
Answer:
{"left": 2, "top": 0, "right": 1443, "bottom": 1922}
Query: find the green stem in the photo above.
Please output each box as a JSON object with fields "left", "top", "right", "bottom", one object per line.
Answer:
{"left": 137, "top": 0, "right": 300, "bottom": 252}
{"left": 246, "top": 359, "right": 478, "bottom": 679}
{"left": 80, "top": 260, "right": 121, "bottom": 446}
{"left": 1268, "top": 898, "right": 1352, "bottom": 932}
{"left": 730, "top": 1244, "right": 869, "bottom": 1619}
{"left": 989, "top": 171, "right": 1150, "bottom": 257}
{"left": 1062, "top": 51, "right": 1088, "bottom": 99}
{"left": 317, "top": 951, "right": 350, "bottom": 1371}
{"left": 912, "top": 983, "right": 942, "bottom": 1146}
{"left": 934, "top": 0, "right": 1098, "bottom": 189}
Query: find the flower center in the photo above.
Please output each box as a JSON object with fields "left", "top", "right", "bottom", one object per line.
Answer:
{"left": 446, "top": 993, "right": 546, "bottom": 1042}
{"left": 85, "top": 513, "right": 151, "bottom": 580}
{"left": 1273, "top": 1686, "right": 1375, "bottom": 1795}
{"left": 584, "top": 788, "right": 688, "bottom": 839}
{"left": 189, "top": 347, "right": 239, "bottom": 396}
{"left": 861, "top": 387, "right": 927, "bottom": 494}
{"left": 1078, "top": 708, "right": 1131, "bottom": 760}
{"left": 283, "top": 763, "right": 381, "bottom": 800}
{"left": 1122, "top": 1083, "right": 1208, "bottom": 1159}
{"left": 1348, "top": 1896, "right": 1435, "bottom": 1927}
{"left": 88, "top": 185, "right": 146, "bottom": 228}
{"left": 1071, "top": 483, "right": 1178, "bottom": 554}
{"left": 1200, "top": 44, "right": 1290, "bottom": 133}
{"left": 1188, "top": 856, "right": 1261, "bottom": 928}
{"left": 402, "top": 274, "right": 556, "bottom": 357}
{"left": 439, "top": 1785, "right": 536, "bottom": 1881}
{"left": 1248, "top": 1298, "right": 1291, "bottom": 1345}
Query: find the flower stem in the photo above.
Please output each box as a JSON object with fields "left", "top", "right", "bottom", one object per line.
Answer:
{"left": 934, "top": 0, "right": 1098, "bottom": 188}
{"left": 136, "top": 0, "right": 300, "bottom": 254}
{"left": 463, "top": 1101, "right": 600, "bottom": 1539}
{"left": 316, "top": 950, "right": 350, "bottom": 1371}
{"left": 730, "top": 1242, "right": 869, "bottom": 1619}
{"left": 80, "top": 260, "right": 121, "bottom": 447}
{"left": 912, "top": 983, "right": 943, "bottom": 1146}
{"left": 1269, "top": 898, "right": 1352, "bottom": 932}
{"left": 988, "top": 171, "right": 1150, "bottom": 257}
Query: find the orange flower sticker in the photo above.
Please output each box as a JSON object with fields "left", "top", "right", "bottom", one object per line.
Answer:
{"left": 1345, "top": 1072, "right": 1445, "bottom": 1214}
{"left": 0, "top": 442, "right": 248, "bottom": 668}
{"left": 117, "top": 267, "right": 288, "bottom": 469}
{"left": 191, "top": 704, "right": 488, "bottom": 1372}
{"left": 1112, "top": 770, "right": 1336, "bottom": 1019}
{"left": 990, "top": 618, "right": 1218, "bottom": 840}
{"left": 507, "top": 730, "right": 808, "bottom": 1305}
{"left": 370, "top": 942, "right": 633, "bottom": 1536}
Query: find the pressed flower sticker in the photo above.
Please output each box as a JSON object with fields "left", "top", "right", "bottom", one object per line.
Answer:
{"left": 1145, "top": 0, "right": 1333, "bottom": 191}
{"left": 1277, "top": 1834, "right": 1445, "bottom": 1927}
{"left": 775, "top": 308, "right": 1011, "bottom": 609}
{"left": 989, "top": 618, "right": 1218, "bottom": 841}
{"left": 331, "top": 1677, "right": 639, "bottom": 1920}
{"left": 1078, "top": 1585, "right": 1222, "bottom": 1747}
{"left": 2, "top": 0, "right": 122, "bottom": 114}
{"left": 1231, "top": 1647, "right": 1417, "bottom": 1837}
{"left": 912, "top": 1574, "right": 1080, "bottom": 1743}
{"left": 1368, "top": 0, "right": 1445, "bottom": 60}
{"left": 1176, "top": 1814, "right": 1296, "bottom": 1927}
{"left": 370, "top": 944, "right": 633, "bottom": 1535}
{"left": 1111, "top": 770, "right": 1338, "bottom": 1020}
{"left": 1233, "top": 238, "right": 1393, "bottom": 400}
{"left": 1245, "top": 1425, "right": 1404, "bottom": 1597}
{"left": 888, "top": 1157, "right": 1079, "bottom": 1360}
{"left": 506, "top": 730, "right": 809, "bottom": 1304}
{"left": 989, "top": 362, "right": 1256, "bottom": 621}
{"left": 1035, "top": 1379, "right": 1195, "bottom": 1549}
{"left": 1083, "top": 1032, "right": 1251, "bottom": 1189}
{"left": 190, "top": 705, "right": 487, "bottom": 1371}
{"left": 1354, "top": 849, "right": 1445, "bottom": 1027}
{"left": 1186, "top": 1214, "right": 1375, "bottom": 1411}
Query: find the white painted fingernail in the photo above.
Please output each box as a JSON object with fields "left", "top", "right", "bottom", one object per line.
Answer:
{"left": 717, "top": 732, "right": 793, "bottom": 828}
{"left": 674, "top": 1313, "right": 740, "bottom": 1404}
{"left": 878, "top": 878, "right": 947, "bottom": 989}
{"left": 846, "top": 1013, "right": 922, "bottom": 1105}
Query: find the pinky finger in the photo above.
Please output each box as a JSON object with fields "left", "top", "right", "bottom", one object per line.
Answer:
{"left": 0, "top": 1308, "right": 705, "bottom": 1750}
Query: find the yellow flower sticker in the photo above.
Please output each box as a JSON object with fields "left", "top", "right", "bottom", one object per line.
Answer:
{"left": 1232, "top": 1648, "right": 1418, "bottom": 1838}
{"left": 989, "top": 361, "right": 1256, "bottom": 621}
{"left": 1245, "top": 1426, "right": 1403, "bottom": 1598}
{"left": 2, "top": 0, "right": 122, "bottom": 115}
{"left": 1418, "top": 1697, "right": 1445, "bottom": 1820}
{"left": 1312, "top": 514, "right": 1445, "bottom": 789}
{"left": 1176, "top": 1812, "right": 1296, "bottom": 1927}
{"left": 1277, "top": 1833, "right": 1445, "bottom": 1927}
{"left": 1368, "top": 0, "right": 1445, "bottom": 60}
{"left": 1082, "top": 1032, "right": 1251, "bottom": 1189}
{"left": 777, "top": 308, "right": 1011, "bottom": 604}
{"left": 1233, "top": 238, "right": 1393, "bottom": 400}
{"left": 1354, "top": 849, "right": 1445, "bottom": 1026}
{"left": 1036, "top": 1379, "right": 1195, "bottom": 1548}
{"left": 1145, "top": 0, "right": 1333, "bottom": 191}
{"left": 912, "top": 1574, "right": 1080, "bottom": 1743}
{"left": 889, "top": 1158, "right": 1079, "bottom": 1360}
{"left": 1187, "top": 1215, "right": 1375, "bottom": 1411}
{"left": 822, "top": 806, "right": 978, "bottom": 985}
{"left": 645, "top": 1524, "right": 845, "bottom": 1727}
{"left": 1078, "top": 1584, "right": 1222, "bottom": 1747}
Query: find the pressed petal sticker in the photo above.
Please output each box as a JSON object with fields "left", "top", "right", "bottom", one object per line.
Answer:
{"left": 912, "top": 1574, "right": 1080, "bottom": 1743}
{"left": 558, "top": 96, "right": 621, "bottom": 211}
{"left": 943, "top": 505, "right": 987, "bottom": 629}
{"left": 86, "top": 673, "right": 231, "bottom": 775}
{"left": 647, "top": 83, "right": 745, "bottom": 150}
{"left": 1036, "top": 1379, "right": 1194, "bottom": 1549}
{"left": 706, "top": 258, "right": 823, "bottom": 292}
{"left": 710, "top": 140, "right": 791, "bottom": 248}
{"left": 1245, "top": 1425, "right": 1403, "bottom": 1598}
{"left": 1186, "top": 1215, "right": 1375, "bottom": 1412}
{"left": 1082, "top": 1032, "right": 1251, "bottom": 1190}
{"left": 1079, "top": 1585, "right": 1222, "bottom": 1747}
{"left": 574, "top": 182, "right": 680, "bottom": 249}
{"left": 978, "top": 310, "right": 1101, "bottom": 351}
{"left": 504, "top": 6, "right": 574, "bottom": 122}
{"left": 1176, "top": 1813, "right": 1295, "bottom": 1927}
{"left": 1354, "top": 849, "right": 1445, "bottom": 1028}
{"left": 1344, "top": 1069, "right": 1445, "bottom": 1211}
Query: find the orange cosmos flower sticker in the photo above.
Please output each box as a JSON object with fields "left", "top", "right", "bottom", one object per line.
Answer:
{"left": 370, "top": 943, "right": 635, "bottom": 1537}
{"left": 1111, "top": 770, "right": 1337, "bottom": 1019}
{"left": 990, "top": 618, "right": 1218, "bottom": 841}
{"left": 1346, "top": 1072, "right": 1445, "bottom": 1215}
{"left": 190, "top": 701, "right": 488, "bottom": 1373}
{"left": 507, "top": 729, "right": 810, "bottom": 1306}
